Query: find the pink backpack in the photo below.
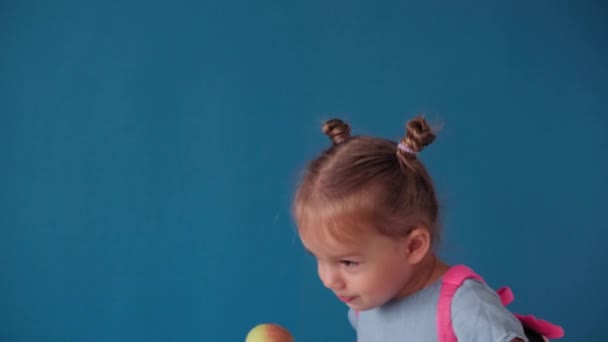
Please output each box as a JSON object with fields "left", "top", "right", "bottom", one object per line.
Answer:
{"left": 353, "top": 265, "right": 565, "bottom": 341}
{"left": 437, "top": 265, "right": 564, "bottom": 342}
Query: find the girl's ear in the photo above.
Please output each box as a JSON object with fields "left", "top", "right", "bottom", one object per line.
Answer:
{"left": 404, "top": 227, "right": 431, "bottom": 264}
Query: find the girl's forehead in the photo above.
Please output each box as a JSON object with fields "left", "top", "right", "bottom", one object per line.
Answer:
{"left": 301, "top": 237, "right": 363, "bottom": 259}
{"left": 299, "top": 224, "right": 376, "bottom": 257}
{"left": 296, "top": 202, "right": 386, "bottom": 255}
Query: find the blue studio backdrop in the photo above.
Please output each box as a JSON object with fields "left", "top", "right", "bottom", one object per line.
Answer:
{"left": 1, "top": 1, "right": 606, "bottom": 341}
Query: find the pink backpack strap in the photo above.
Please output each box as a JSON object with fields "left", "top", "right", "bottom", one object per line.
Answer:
{"left": 436, "top": 265, "right": 565, "bottom": 342}
{"left": 437, "top": 265, "right": 485, "bottom": 342}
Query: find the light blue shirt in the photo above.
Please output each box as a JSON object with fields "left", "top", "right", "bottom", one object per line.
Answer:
{"left": 348, "top": 278, "right": 528, "bottom": 342}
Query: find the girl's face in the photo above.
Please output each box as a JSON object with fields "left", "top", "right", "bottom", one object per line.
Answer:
{"left": 299, "top": 227, "right": 417, "bottom": 311}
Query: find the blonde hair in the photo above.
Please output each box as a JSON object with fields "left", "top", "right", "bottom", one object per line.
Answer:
{"left": 293, "top": 116, "right": 440, "bottom": 245}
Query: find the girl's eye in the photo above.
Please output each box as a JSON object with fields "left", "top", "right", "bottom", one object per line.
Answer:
{"left": 340, "top": 260, "right": 358, "bottom": 267}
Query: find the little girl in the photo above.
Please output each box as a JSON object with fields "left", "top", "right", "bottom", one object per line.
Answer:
{"left": 292, "top": 117, "right": 530, "bottom": 341}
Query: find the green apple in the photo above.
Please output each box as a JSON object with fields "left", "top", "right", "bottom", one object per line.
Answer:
{"left": 245, "top": 323, "right": 294, "bottom": 342}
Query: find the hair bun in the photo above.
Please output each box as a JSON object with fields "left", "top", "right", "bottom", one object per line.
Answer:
{"left": 322, "top": 118, "right": 351, "bottom": 145}
{"left": 401, "top": 116, "right": 436, "bottom": 153}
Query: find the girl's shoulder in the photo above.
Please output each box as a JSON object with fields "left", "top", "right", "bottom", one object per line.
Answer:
{"left": 448, "top": 270, "right": 528, "bottom": 341}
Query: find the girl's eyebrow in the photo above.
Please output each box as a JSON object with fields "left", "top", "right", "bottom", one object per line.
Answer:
{"left": 305, "top": 247, "right": 361, "bottom": 259}
{"left": 333, "top": 253, "right": 361, "bottom": 259}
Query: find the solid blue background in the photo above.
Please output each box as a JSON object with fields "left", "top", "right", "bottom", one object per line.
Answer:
{"left": 1, "top": 0, "right": 606, "bottom": 341}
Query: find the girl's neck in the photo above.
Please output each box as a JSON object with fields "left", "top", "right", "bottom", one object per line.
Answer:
{"left": 394, "top": 253, "right": 449, "bottom": 300}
